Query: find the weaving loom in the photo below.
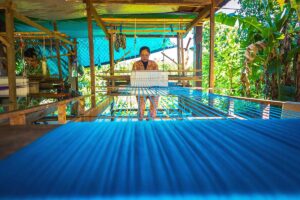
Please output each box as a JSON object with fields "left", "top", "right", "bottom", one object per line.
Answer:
{"left": 99, "top": 87, "right": 300, "bottom": 121}
{"left": 130, "top": 71, "right": 169, "bottom": 87}
{"left": 0, "top": 119, "right": 300, "bottom": 199}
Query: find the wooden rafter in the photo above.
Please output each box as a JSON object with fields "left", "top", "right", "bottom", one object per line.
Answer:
{"left": 90, "top": 4, "right": 110, "bottom": 38}
{"left": 13, "top": 11, "right": 74, "bottom": 46}
{"left": 185, "top": 0, "right": 222, "bottom": 34}
{"left": 84, "top": 0, "right": 211, "bottom": 7}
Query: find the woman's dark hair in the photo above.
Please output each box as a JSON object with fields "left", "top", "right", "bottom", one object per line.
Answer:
{"left": 24, "top": 48, "right": 37, "bottom": 58}
{"left": 139, "top": 46, "right": 150, "bottom": 54}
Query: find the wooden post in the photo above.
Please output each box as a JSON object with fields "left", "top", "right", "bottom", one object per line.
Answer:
{"left": 5, "top": 1, "right": 17, "bottom": 111}
{"left": 109, "top": 33, "right": 115, "bottom": 90}
{"left": 10, "top": 114, "right": 26, "bottom": 125}
{"left": 177, "top": 33, "right": 181, "bottom": 78}
{"left": 281, "top": 102, "right": 300, "bottom": 119}
{"left": 53, "top": 21, "right": 63, "bottom": 81}
{"left": 86, "top": 0, "right": 96, "bottom": 108}
{"left": 58, "top": 103, "right": 67, "bottom": 124}
{"left": 180, "top": 34, "right": 185, "bottom": 76}
{"left": 194, "top": 26, "right": 203, "bottom": 88}
{"left": 209, "top": 0, "right": 215, "bottom": 93}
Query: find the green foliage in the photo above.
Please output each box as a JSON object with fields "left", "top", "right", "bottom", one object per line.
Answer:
{"left": 202, "top": 23, "right": 243, "bottom": 96}
{"left": 216, "top": 0, "right": 300, "bottom": 100}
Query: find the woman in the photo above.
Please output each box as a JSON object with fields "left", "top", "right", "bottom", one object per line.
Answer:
{"left": 24, "top": 48, "right": 43, "bottom": 76}
{"left": 132, "top": 46, "right": 159, "bottom": 120}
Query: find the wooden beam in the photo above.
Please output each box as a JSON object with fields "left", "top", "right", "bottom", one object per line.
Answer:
{"left": 125, "top": 34, "right": 176, "bottom": 38}
{"left": 53, "top": 21, "right": 63, "bottom": 81}
{"left": 0, "top": 35, "right": 10, "bottom": 47}
{"left": 161, "top": 52, "right": 177, "bottom": 65}
{"left": 0, "top": 95, "right": 90, "bottom": 122}
{"left": 282, "top": 102, "right": 300, "bottom": 119}
{"left": 74, "top": 97, "right": 113, "bottom": 122}
{"left": 90, "top": 4, "right": 110, "bottom": 38}
{"left": 108, "top": 29, "right": 186, "bottom": 33}
{"left": 209, "top": 0, "right": 215, "bottom": 92}
{"left": 13, "top": 12, "right": 74, "bottom": 45}
{"left": 194, "top": 26, "right": 203, "bottom": 87}
{"left": 0, "top": 31, "right": 67, "bottom": 37}
{"left": 87, "top": 0, "right": 211, "bottom": 7}
{"left": 46, "top": 53, "right": 73, "bottom": 59}
{"left": 5, "top": 1, "right": 17, "bottom": 111}
{"left": 10, "top": 114, "right": 26, "bottom": 125}
{"left": 86, "top": 0, "right": 96, "bottom": 108}
{"left": 103, "top": 18, "right": 192, "bottom": 22}
{"left": 185, "top": 0, "right": 222, "bottom": 34}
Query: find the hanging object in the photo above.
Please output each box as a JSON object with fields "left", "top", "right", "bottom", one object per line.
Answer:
{"left": 42, "top": 58, "right": 48, "bottom": 77}
{"left": 71, "top": 55, "right": 78, "bottom": 77}
{"left": 42, "top": 36, "right": 48, "bottom": 77}
{"left": 114, "top": 25, "right": 127, "bottom": 52}
{"left": 20, "top": 37, "right": 26, "bottom": 77}
{"left": 120, "top": 25, "right": 126, "bottom": 49}
{"left": 134, "top": 18, "right": 138, "bottom": 59}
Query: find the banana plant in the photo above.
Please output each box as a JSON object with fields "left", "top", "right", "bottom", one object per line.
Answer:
{"left": 216, "top": 0, "right": 300, "bottom": 100}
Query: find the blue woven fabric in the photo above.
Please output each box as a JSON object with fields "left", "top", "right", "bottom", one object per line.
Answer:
{"left": 0, "top": 119, "right": 300, "bottom": 199}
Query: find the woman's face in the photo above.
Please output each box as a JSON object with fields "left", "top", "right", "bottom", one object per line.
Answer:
{"left": 140, "top": 49, "right": 150, "bottom": 62}
{"left": 25, "top": 55, "right": 39, "bottom": 68}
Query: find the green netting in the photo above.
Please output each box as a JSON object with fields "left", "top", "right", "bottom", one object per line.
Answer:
{"left": 13, "top": 17, "right": 176, "bottom": 77}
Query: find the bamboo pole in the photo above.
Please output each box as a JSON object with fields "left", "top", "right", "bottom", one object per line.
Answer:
{"left": 5, "top": 1, "right": 17, "bottom": 111}
{"left": 177, "top": 33, "right": 181, "bottom": 78}
{"left": 0, "top": 31, "right": 67, "bottom": 37}
{"left": 209, "top": 0, "right": 215, "bottom": 93}
{"left": 53, "top": 21, "right": 63, "bottom": 81}
{"left": 86, "top": 0, "right": 96, "bottom": 108}
{"left": 87, "top": 0, "right": 210, "bottom": 7}
{"left": 102, "top": 18, "right": 193, "bottom": 22}
{"left": 180, "top": 34, "right": 185, "bottom": 76}
{"left": 108, "top": 29, "right": 186, "bottom": 33}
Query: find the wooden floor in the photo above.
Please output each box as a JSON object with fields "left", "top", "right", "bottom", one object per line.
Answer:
{"left": 0, "top": 125, "right": 59, "bottom": 159}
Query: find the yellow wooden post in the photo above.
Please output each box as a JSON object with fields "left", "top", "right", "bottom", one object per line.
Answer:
{"left": 209, "top": 0, "right": 215, "bottom": 93}
{"left": 86, "top": 0, "right": 96, "bottom": 108}
{"left": 58, "top": 103, "right": 67, "bottom": 124}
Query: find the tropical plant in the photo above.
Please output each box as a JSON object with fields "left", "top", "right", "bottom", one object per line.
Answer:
{"left": 217, "top": 0, "right": 300, "bottom": 101}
